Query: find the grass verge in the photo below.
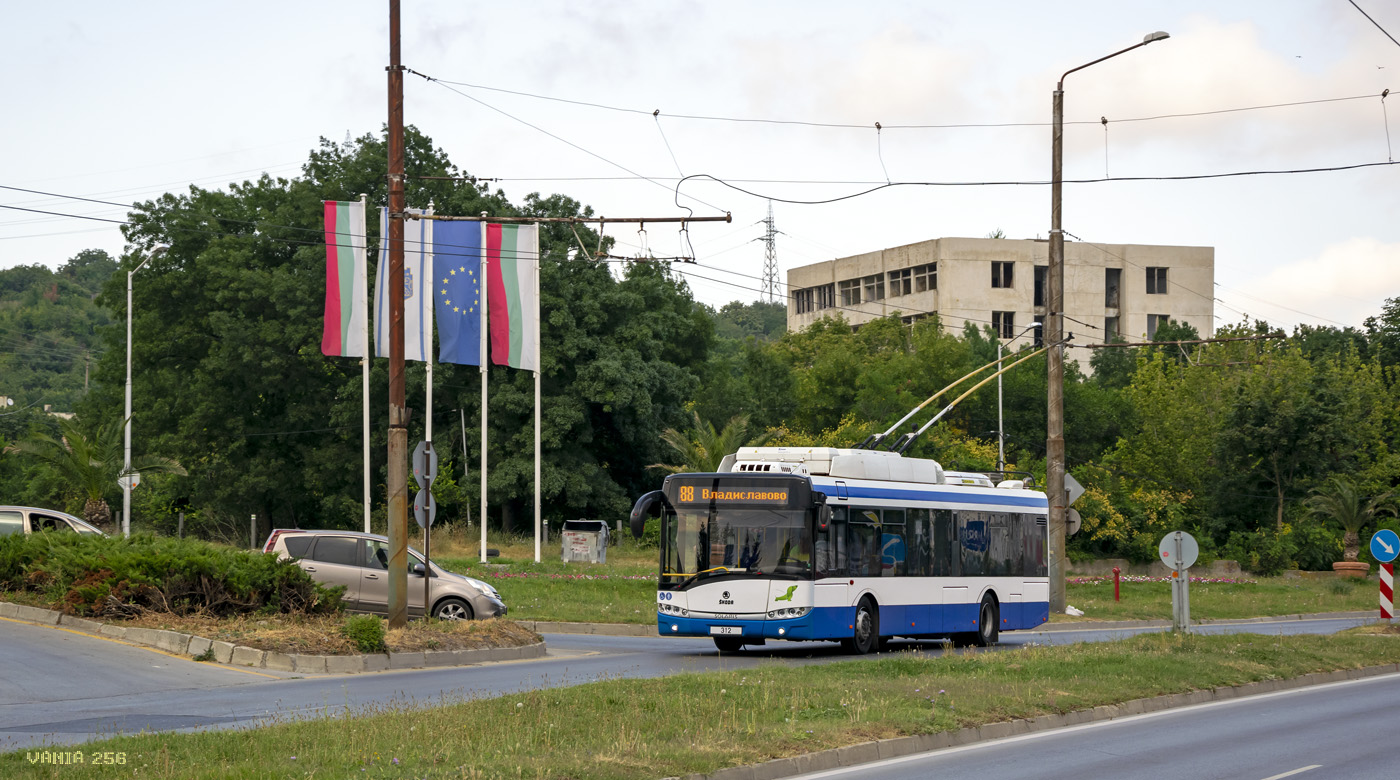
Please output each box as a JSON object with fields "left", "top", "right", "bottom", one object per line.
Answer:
{"left": 5, "top": 630, "right": 1398, "bottom": 779}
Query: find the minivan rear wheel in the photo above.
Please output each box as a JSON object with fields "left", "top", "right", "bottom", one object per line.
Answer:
{"left": 432, "top": 597, "right": 474, "bottom": 621}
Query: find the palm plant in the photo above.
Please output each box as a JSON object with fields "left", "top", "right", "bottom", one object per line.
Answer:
{"left": 1305, "top": 476, "right": 1397, "bottom": 562}
{"left": 3, "top": 415, "right": 186, "bottom": 530}
{"left": 649, "top": 411, "right": 777, "bottom": 474}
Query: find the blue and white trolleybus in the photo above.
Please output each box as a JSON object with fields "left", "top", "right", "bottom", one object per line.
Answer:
{"left": 630, "top": 446, "right": 1049, "bottom": 653}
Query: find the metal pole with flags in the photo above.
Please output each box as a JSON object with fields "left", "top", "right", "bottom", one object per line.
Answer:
{"left": 533, "top": 224, "right": 542, "bottom": 564}
{"left": 480, "top": 214, "right": 489, "bottom": 564}
{"left": 360, "top": 194, "right": 371, "bottom": 533}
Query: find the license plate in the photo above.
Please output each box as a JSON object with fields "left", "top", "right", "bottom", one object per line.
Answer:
{"left": 709, "top": 626, "right": 740, "bottom": 635}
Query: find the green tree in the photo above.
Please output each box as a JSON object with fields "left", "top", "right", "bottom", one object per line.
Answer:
{"left": 650, "top": 412, "right": 776, "bottom": 474}
{"left": 4, "top": 415, "right": 186, "bottom": 529}
{"left": 1304, "top": 476, "right": 1396, "bottom": 562}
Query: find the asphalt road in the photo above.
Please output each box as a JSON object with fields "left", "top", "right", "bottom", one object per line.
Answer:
{"left": 784, "top": 671, "right": 1400, "bottom": 780}
{"left": 0, "top": 614, "right": 1377, "bottom": 754}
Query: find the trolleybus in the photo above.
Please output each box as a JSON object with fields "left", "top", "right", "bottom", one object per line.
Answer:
{"left": 630, "top": 446, "right": 1048, "bottom": 653}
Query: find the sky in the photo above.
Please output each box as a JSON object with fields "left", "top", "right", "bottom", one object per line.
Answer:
{"left": 4, "top": 1, "right": 1399, "bottom": 333}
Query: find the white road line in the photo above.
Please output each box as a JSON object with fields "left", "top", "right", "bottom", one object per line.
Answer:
{"left": 1260, "top": 766, "right": 1321, "bottom": 780}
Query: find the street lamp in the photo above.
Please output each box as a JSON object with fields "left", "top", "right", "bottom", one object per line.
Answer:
{"left": 1048, "top": 32, "right": 1169, "bottom": 612}
{"left": 998, "top": 321, "right": 1042, "bottom": 473}
{"left": 123, "top": 244, "right": 168, "bottom": 538}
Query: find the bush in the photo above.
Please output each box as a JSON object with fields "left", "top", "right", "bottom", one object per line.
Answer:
{"left": 1221, "top": 526, "right": 1297, "bottom": 576}
{"left": 0, "top": 532, "right": 343, "bottom": 617}
{"left": 342, "top": 614, "right": 386, "bottom": 653}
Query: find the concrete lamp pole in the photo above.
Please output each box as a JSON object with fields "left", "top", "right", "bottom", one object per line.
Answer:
{"left": 1048, "top": 31, "right": 1169, "bottom": 613}
{"left": 997, "top": 321, "right": 1042, "bottom": 473}
{"left": 123, "top": 244, "right": 168, "bottom": 538}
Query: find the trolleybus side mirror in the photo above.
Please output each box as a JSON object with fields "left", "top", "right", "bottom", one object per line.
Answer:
{"left": 629, "top": 490, "right": 668, "bottom": 539}
{"left": 817, "top": 505, "right": 832, "bottom": 533}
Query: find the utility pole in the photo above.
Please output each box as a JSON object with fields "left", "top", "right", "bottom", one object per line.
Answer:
{"left": 385, "top": 0, "right": 409, "bottom": 629}
{"left": 1047, "top": 32, "right": 1169, "bottom": 615}
{"left": 760, "top": 201, "right": 778, "bottom": 303}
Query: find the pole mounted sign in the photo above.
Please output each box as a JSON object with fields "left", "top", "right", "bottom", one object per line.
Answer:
{"left": 1159, "top": 530, "right": 1198, "bottom": 632}
{"left": 1371, "top": 529, "right": 1399, "bottom": 620}
{"left": 412, "top": 440, "right": 438, "bottom": 490}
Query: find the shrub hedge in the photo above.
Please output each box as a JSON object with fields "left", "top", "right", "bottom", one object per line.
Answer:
{"left": 0, "top": 532, "right": 343, "bottom": 617}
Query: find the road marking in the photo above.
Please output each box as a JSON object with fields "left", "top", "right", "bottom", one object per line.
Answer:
{"left": 0, "top": 615, "right": 281, "bottom": 679}
{"left": 1260, "top": 767, "right": 1321, "bottom": 780}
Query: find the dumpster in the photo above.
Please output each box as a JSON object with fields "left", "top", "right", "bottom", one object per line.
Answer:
{"left": 561, "top": 520, "right": 609, "bottom": 564}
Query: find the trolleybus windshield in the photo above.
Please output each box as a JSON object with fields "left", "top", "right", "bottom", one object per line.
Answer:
{"left": 664, "top": 505, "right": 813, "bottom": 585}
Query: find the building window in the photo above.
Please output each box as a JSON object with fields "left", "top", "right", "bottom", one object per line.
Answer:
{"left": 862, "top": 274, "right": 885, "bottom": 302}
{"left": 1147, "top": 314, "right": 1170, "bottom": 339}
{"left": 793, "top": 288, "right": 814, "bottom": 314}
{"left": 992, "top": 311, "right": 1015, "bottom": 339}
{"left": 815, "top": 283, "right": 835, "bottom": 310}
{"left": 1147, "top": 267, "right": 1168, "bottom": 295}
{"left": 888, "top": 268, "right": 912, "bottom": 297}
{"left": 1034, "top": 266, "right": 1047, "bottom": 307}
{"left": 1105, "top": 268, "right": 1121, "bottom": 308}
{"left": 838, "top": 279, "right": 861, "bottom": 306}
{"left": 914, "top": 263, "right": 937, "bottom": 292}
{"left": 1105, "top": 316, "right": 1120, "bottom": 342}
{"left": 992, "top": 261, "right": 1014, "bottom": 289}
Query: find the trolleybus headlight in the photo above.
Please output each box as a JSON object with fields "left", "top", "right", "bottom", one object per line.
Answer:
{"left": 768, "top": 607, "right": 811, "bottom": 619}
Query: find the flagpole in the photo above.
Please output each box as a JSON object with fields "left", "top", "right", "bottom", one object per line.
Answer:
{"left": 423, "top": 203, "right": 434, "bottom": 617}
{"left": 533, "top": 224, "right": 541, "bottom": 564}
{"left": 360, "top": 193, "right": 371, "bottom": 534}
{"left": 479, "top": 215, "right": 489, "bottom": 564}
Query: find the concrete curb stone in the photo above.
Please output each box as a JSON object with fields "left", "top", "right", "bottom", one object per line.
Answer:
{"left": 2, "top": 599, "right": 546, "bottom": 674}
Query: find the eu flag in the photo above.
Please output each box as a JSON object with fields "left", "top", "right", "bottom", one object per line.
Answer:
{"left": 433, "top": 221, "right": 483, "bottom": 365}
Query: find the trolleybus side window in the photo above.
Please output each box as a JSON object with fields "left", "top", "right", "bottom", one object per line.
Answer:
{"left": 904, "top": 508, "right": 931, "bottom": 576}
{"left": 880, "top": 508, "right": 906, "bottom": 577}
{"left": 933, "top": 509, "right": 955, "bottom": 576}
{"left": 848, "top": 508, "right": 882, "bottom": 577}
{"left": 816, "top": 507, "right": 848, "bottom": 578}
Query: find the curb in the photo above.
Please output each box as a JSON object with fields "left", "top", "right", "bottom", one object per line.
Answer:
{"left": 663, "top": 662, "right": 1400, "bottom": 780}
{"left": 0, "top": 601, "right": 546, "bottom": 674}
{"left": 1045, "top": 610, "right": 1377, "bottom": 633}
{"left": 520, "top": 611, "right": 1380, "bottom": 638}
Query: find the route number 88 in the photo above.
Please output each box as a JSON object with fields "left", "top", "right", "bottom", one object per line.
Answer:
{"left": 679, "top": 486, "right": 694, "bottom": 502}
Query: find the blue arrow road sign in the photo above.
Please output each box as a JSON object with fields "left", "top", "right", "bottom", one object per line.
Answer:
{"left": 1370, "top": 529, "right": 1400, "bottom": 564}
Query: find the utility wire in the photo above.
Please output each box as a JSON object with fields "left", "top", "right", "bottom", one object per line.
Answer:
{"left": 1348, "top": 0, "right": 1400, "bottom": 49}
{"left": 421, "top": 76, "right": 1390, "bottom": 130}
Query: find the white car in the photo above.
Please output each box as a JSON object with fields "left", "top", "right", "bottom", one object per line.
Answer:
{"left": 0, "top": 506, "right": 106, "bottom": 537}
{"left": 262, "top": 529, "right": 506, "bottom": 620}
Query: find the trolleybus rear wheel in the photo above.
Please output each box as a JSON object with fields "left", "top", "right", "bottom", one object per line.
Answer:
{"left": 972, "top": 594, "right": 999, "bottom": 647}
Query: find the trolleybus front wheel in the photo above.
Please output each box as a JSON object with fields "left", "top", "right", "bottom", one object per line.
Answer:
{"left": 840, "top": 598, "right": 879, "bottom": 655}
{"left": 713, "top": 636, "right": 744, "bottom": 653}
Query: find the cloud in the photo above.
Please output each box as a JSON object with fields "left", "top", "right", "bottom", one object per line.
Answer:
{"left": 1231, "top": 237, "right": 1400, "bottom": 328}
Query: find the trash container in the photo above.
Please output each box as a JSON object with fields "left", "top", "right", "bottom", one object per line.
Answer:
{"left": 561, "top": 520, "right": 609, "bottom": 564}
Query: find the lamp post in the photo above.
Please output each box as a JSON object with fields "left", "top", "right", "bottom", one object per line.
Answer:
{"left": 998, "top": 321, "right": 1042, "bottom": 473}
{"left": 123, "top": 244, "right": 168, "bottom": 538}
{"left": 1048, "top": 32, "right": 1169, "bottom": 613}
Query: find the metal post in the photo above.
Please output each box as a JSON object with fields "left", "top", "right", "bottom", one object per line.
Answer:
{"left": 123, "top": 245, "right": 166, "bottom": 539}
{"left": 997, "top": 339, "right": 1005, "bottom": 473}
{"left": 1112, "top": 566, "right": 1120, "bottom": 602}
{"left": 250, "top": 514, "right": 257, "bottom": 550}
{"left": 385, "top": 0, "right": 409, "bottom": 629}
{"left": 177, "top": 511, "right": 184, "bottom": 539}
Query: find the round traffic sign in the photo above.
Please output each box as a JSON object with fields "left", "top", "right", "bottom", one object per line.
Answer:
{"left": 1370, "top": 529, "right": 1400, "bottom": 564}
{"left": 413, "top": 488, "right": 437, "bottom": 529}
{"left": 1158, "top": 530, "right": 1199, "bottom": 570}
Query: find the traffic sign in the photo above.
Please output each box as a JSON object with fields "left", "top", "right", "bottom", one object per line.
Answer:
{"left": 1369, "top": 529, "right": 1399, "bottom": 564}
{"left": 1066, "top": 508, "right": 1082, "bottom": 537}
{"left": 413, "top": 488, "right": 437, "bottom": 529}
{"left": 1064, "top": 473, "right": 1085, "bottom": 506}
{"left": 1158, "top": 530, "right": 1199, "bottom": 570}
{"left": 412, "top": 441, "right": 438, "bottom": 490}
{"left": 117, "top": 472, "right": 141, "bottom": 490}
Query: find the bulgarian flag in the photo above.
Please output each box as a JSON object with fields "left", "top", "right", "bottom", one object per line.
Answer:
{"left": 321, "top": 200, "right": 367, "bottom": 357}
{"left": 486, "top": 223, "right": 540, "bottom": 371}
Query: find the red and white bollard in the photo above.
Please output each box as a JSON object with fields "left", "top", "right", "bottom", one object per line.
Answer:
{"left": 1382, "top": 563, "right": 1394, "bottom": 620}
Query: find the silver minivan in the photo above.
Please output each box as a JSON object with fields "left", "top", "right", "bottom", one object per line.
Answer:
{"left": 263, "top": 529, "right": 506, "bottom": 620}
{"left": 0, "top": 506, "right": 106, "bottom": 537}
